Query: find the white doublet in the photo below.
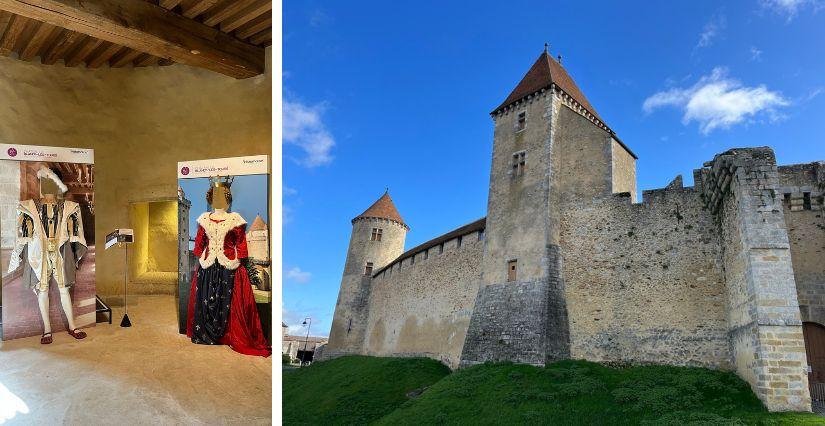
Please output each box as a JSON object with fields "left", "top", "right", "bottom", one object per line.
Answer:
{"left": 196, "top": 211, "right": 247, "bottom": 270}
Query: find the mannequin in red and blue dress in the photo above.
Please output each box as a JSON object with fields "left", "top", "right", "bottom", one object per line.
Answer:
{"left": 186, "top": 177, "right": 271, "bottom": 357}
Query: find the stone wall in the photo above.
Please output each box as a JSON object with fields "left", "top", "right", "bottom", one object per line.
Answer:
{"left": 778, "top": 163, "right": 825, "bottom": 325}
{"left": 325, "top": 217, "right": 406, "bottom": 357}
{"left": 365, "top": 230, "right": 483, "bottom": 368}
{"left": 560, "top": 187, "right": 730, "bottom": 367}
{"left": 611, "top": 138, "right": 637, "bottom": 202}
{"left": 700, "top": 148, "right": 810, "bottom": 412}
{"left": 0, "top": 50, "right": 271, "bottom": 296}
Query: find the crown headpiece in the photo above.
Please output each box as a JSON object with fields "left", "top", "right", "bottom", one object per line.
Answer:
{"left": 209, "top": 175, "right": 234, "bottom": 189}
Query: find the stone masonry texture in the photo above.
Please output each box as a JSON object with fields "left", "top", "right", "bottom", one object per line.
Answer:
{"left": 324, "top": 62, "right": 823, "bottom": 413}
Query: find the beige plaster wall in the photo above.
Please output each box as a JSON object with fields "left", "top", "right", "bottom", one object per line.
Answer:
{"left": 0, "top": 50, "right": 271, "bottom": 296}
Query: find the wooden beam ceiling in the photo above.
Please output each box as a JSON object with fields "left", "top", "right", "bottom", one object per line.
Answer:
{"left": 0, "top": 0, "right": 269, "bottom": 78}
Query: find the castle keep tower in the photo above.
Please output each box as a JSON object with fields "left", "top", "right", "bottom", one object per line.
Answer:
{"left": 460, "top": 50, "right": 638, "bottom": 366}
{"left": 325, "top": 192, "right": 407, "bottom": 357}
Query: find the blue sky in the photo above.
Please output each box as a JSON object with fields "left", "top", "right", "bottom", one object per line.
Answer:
{"left": 283, "top": 0, "right": 825, "bottom": 336}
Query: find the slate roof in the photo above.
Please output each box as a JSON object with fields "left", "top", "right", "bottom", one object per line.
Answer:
{"left": 353, "top": 191, "right": 407, "bottom": 228}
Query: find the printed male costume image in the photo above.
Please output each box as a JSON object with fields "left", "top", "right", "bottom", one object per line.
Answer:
{"left": 8, "top": 166, "right": 88, "bottom": 344}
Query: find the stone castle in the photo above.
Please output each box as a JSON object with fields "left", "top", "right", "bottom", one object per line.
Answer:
{"left": 321, "top": 50, "right": 825, "bottom": 412}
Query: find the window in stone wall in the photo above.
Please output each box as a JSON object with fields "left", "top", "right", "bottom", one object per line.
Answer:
{"left": 516, "top": 111, "right": 527, "bottom": 132}
{"left": 507, "top": 260, "right": 517, "bottom": 282}
{"left": 803, "top": 192, "right": 812, "bottom": 210}
{"left": 512, "top": 151, "right": 526, "bottom": 177}
{"left": 347, "top": 319, "right": 352, "bottom": 334}
{"left": 439, "top": 244, "right": 444, "bottom": 254}
{"left": 410, "top": 255, "right": 415, "bottom": 265}
{"left": 424, "top": 250, "right": 429, "bottom": 260}
{"left": 371, "top": 228, "right": 383, "bottom": 241}
{"left": 478, "top": 230, "right": 485, "bottom": 241}
{"left": 364, "top": 262, "right": 373, "bottom": 276}
{"left": 783, "top": 193, "right": 791, "bottom": 206}
{"left": 456, "top": 236, "right": 462, "bottom": 249}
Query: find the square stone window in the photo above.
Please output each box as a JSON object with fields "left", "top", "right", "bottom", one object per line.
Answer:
{"left": 371, "top": 228, "right": 383, "bottom": 241}
{"left": 803, "top": 192, "right": 811, "bottom": 210}
{"left": 516, "top": 111, "right": 526, "bottom": 132}
{"left": 364, "top": 262, "right": 373, "bottom": 276}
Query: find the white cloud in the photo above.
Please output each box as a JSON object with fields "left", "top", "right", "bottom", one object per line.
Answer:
{"left": 285, "top": 266, "right": 311, "bottom": 283}
{"left": 750, "top": 46, "right": 763, "bottom": 61}
{"left": 696, "top": 14, "right": 726, "bottom": 49}
{"left": 283, "top": 184, "right": 298, "bottom": 196}
{"left": 762, "top": 0, "right": 821, "bottom": 18}
{"left": 283, "top": 100, "right": 335, "bottom": 167}
{"left": 643, "top": 67, "right": 789, "bottom": 134}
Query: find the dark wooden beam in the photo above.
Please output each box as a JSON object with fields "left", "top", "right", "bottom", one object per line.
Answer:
{"left": 235, "top": 13, "right": 270, "bottom": 40}
{"left": 249, "top": 29, "right": 270, "bottom": 46}
{"left": 222, "top": 0, "right": 269, "bottom": 33}
{"left": 202, "top": 0, "right": 255, "bottom": 27}
{"left": 0, "top": 13, "right": 27, "bottom": 55}
{"left": 64, "top": 35, "right": 101, "bottom": 66}
{"left": 19, "top": 21, "right": 56, "bottom": 60}
{"left": 0, "top": 0, "right": 265, "bottom": 78}
{"left": 110, "top": 46, "right": 142, "bottom": 67}
{"left": 42, "top": 29, "right": 83, "bottom": 64}
{"left": 158, "top": 0, "right": 181, "bottom": 10}
{"left": 180, "top": 0, "right": 217, "bottom": 19}
{"left": 85, "top": 40, "right": 119, "bottom": 68}
{"left": 0, "top": 11, "right": 12, "bottom": 39}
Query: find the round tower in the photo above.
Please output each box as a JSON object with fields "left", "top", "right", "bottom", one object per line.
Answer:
{"left": 325, "top": 191, "right": 408, "bottom": 357}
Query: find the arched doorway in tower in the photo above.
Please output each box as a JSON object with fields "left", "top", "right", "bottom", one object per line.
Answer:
{"left": 803, "top": 322, "right": 825, "bottom": 404}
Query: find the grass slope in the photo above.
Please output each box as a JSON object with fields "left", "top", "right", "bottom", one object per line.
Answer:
{"left": 282, "top": 356, "right": 450, "bottom": 425}
{"left": 284, "top": 356, "right": 824, "bottom": 425}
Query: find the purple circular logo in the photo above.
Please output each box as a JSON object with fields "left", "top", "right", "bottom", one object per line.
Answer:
{"left": 7, "top": 147, "right": 17, "bottom": 157}
{"left": 180, "top": 166, "right": 190, "bottom": 176}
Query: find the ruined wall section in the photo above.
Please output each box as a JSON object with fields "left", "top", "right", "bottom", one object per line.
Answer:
{"left": 560, "top": 187, "right": 730, "bottom": 368}
{"left": 778, "top": 163, "right": 825, "bottom": 325}
{"left": 364, "top": 230, "right": 484, "bottom": 368}
{"left": 700, "top": 148, "right": 810, "bottom": 412}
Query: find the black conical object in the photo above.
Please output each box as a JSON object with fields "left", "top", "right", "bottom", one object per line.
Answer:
{"left": 120, "top": 313, "right": 132, "bottom": 327}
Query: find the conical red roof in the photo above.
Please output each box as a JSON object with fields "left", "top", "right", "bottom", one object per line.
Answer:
{"left": 492, "top": 51, "right": 602, "bottom": 123}
{"left": 353, "top": 192, "right": 407, "bottom": 228}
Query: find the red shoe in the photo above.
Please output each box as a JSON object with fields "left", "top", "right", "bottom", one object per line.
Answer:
{"left": 41, "top": 332, "right": 53, "bottom": 344}
{"left": 68, "top": 329, "right": 87, "bottom": 340}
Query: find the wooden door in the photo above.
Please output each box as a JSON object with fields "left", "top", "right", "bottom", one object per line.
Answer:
{"left": 803, "top": 322, "right": 825, "bottom": 400}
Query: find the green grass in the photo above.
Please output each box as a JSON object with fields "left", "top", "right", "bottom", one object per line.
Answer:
{"left": 282, "top": 355, "right": 451, "bottom": 425}
{"left": 283, "top": 356, "right": 825, "bottom": 425}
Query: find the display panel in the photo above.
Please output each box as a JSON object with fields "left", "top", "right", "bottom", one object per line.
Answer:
{"left": 0, "top": 145, "right": 95, "bottom": 341}
{"left": 177, "top": 156, "right": 271, "bottom": 348}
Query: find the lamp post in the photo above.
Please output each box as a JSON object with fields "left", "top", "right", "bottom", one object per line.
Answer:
{"left": 301, "top": 317, "right": 312, "bottom": 366}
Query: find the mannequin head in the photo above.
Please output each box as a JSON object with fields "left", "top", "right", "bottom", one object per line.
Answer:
{"left": 37, "top": 166, "right": 68, "bottom": 201}
{"left": 206, "top": 176, "right": 234, "bottom": 210}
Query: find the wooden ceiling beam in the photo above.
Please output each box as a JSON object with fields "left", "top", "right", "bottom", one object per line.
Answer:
{"left": 133, "top": 52, "right": 159, "bottom": 67}
{"left": 235, "top": 13, "right": 270, "bottom": 40}
{"left": 42, "top": 29, "right": 83, "bottom": 64}
{"left": 19, "top": 21, "right": 56, "bottom": 60}
{"left": 85, "top": 40, "right": 119, "bottom": 68}
{"left": 202, "top": 0, "right": 255, "bottom": 27}
{"left": 64, "top": 35, "right": 101, "bottom": 66}
{"left": 158, "top": 0, "right": 181, "bottom": 10}
{"left": 219, "top": 0, "right": 269, "bottom": 33}
{"left": 109, "top": 46, "right": 142, "bottom": 67}
{"left": 0, "top": 0, "right": 265, "bottom": 78}
{"left": 0, "top": 11, "right": 11, "bottom": 39}
{"left": 248, "top": 29, "right": 270, "bottom": 46}
{"left": 180, "top": 0, "right": 218, "bottom": 19}
{"left": 0, "top": 13, "right": 27, "bottom": 55}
